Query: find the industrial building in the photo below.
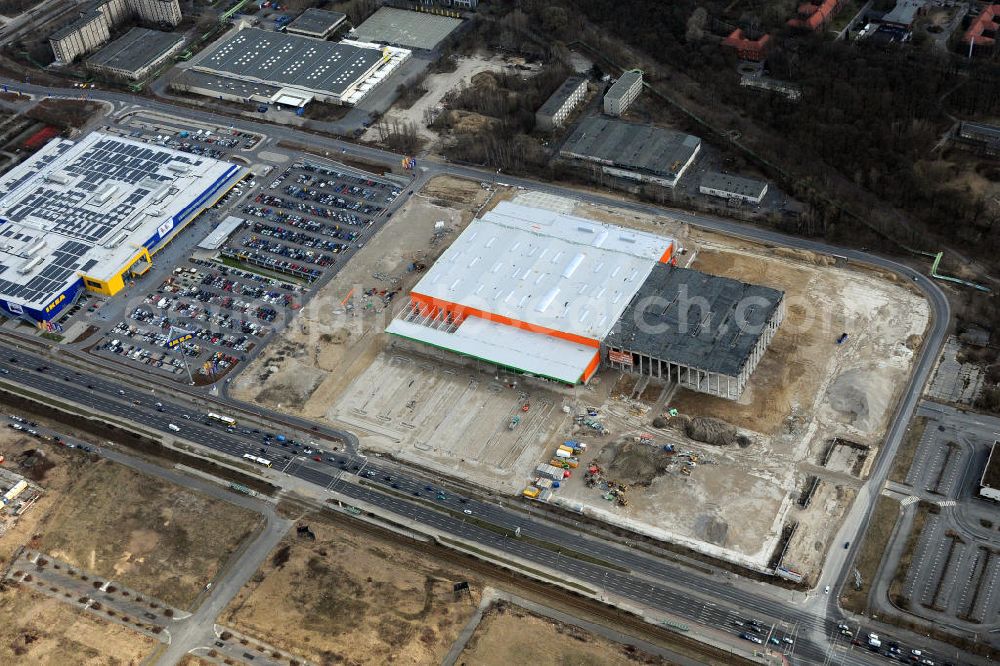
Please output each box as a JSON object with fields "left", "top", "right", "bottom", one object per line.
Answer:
{"left": 879, "top": 0, "right": 925, "bottom": 29}
{"left": 87, "top": 27, "right": 183, "bottom": 80}
{"left": 535, "top": 76, "right": 588, "bottom": 131}
{"left": 50, "top": 0, "right": 181, "bottom": 64}
{"left": 603, "top": 69, "right": 642, "bottom": 116}
{"left": 284, "top": 8, "right": 347, "bottom": 39}
{"left": 699, "top": 172, "right": 768, "bottom": 205}
{"left": 184, "top": 27, "right": 410, "bottom": 107}
{"left": 981, "top": 441, "right": 1000, "bottom": 501}
{"left": 387, "top": 201, "right": 781, "bottom": 398}
{"left": 604, "top": 265, "right": 784, "bottom": 400}
{"left": 954, "top": 121, "right": 1000, "bottom": 155}
{"left": 0, "top": 132, "right": 244, "bottom": 323}
{"left": 560, "top": 116, "right": 701, "bottom": 188}
{"left": 351, "top": 7, "right": 462, "bottom": 50}
{"left": 387, "top": 201, "right": 676, "bottom": 384}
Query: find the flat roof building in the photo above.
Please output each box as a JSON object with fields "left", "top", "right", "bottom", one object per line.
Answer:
{"left": 981, "top": 441, "right": 1000, "bottom": 501}
{"left": 387, "top": 201, "right": 677, "bottom": 384}
{"left": 561, "top": 116, "right": 701, "bottom": 188}
{"left": 535, "top": 76, "right": 588, "bottom": 131}
{"left": 699, "top": 172, "right": 769, "bottom": 205}
{"left": 956, "top": 121, "right": 1000, "bottom": 155}
{"left": 604, "top": 264, "right": 784, "bottom": 400}
{"left": 351, "top": 7, "right": 462, "bottom": 50}
{"left": 0, "top": 132, "right": 244, "bottom": 322}
{"left": 880, "top": 0, "right": 925, "bottom": 29}
{"left": 190, "top": 28, "right": 411, "bottom": 107}
{"left": 387, "top": 201, "right": 780, "bottom": 398}
{"left": 285, "top": 8, "right": 347, "bottom": 39}
{"left": 87, "top": 27, "right": 183, "bottom": 80}
{"left": 50, "top": 0, "right": 181, "bottom": 64}
{"left": 604, "top": 69, "right": 642, "bottom": 117}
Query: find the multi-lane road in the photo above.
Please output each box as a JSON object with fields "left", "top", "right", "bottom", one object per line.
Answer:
{"left": 0, "top": 76, "right": 968, "bottom": 663}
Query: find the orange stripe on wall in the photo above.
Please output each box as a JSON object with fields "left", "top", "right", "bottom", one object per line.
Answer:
{"left": 658, "top": 242, "right": 674, "bottom": 264}
{"left": 409, "top": 292, "right": 600, "bottom": 349}
{"left": 581, "top": 351, "right": 601, "bottom": 383}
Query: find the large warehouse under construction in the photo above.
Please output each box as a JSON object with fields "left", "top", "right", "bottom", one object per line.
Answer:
{"left": 387, "top": 202, "right": 783, "bottom": 399}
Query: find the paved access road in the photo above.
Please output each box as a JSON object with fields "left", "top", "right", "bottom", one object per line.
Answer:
{"left": 0, "top": 343, "right": 949, "bottom": 666}
{"left": 0, "top": 77, "right": 959, "bottom": 663}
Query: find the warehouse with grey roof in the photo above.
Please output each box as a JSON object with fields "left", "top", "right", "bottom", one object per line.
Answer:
{"left": 351, "top": 7, "right": 462, "bottom": 50}
{"left": 186, "top": 27, "right": 411, "bottom": 107}
{"left": 561, "top": 116, "right": 701, "bottom": 187}
{"left": 87, "top": 27, "right": 183, "bottom": 80}
{"left": 604, "top": 264, "right": 784, "bottom": 400}
{"left": 699, "top": 172, "right": 768, "bottom": 204}
{"left": 285, "top": 8, "right": 347, "bottom": 39}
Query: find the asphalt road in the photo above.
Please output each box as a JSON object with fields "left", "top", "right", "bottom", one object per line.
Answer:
{"left": 0, "top": 343, "right": 937, "bottom": 666}
{"left": 0, "top": 77, "right": 960, "bottom": 664}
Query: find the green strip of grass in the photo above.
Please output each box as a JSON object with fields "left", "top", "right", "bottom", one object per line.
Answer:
{"left": 840, "top": 495, "right": 900, "bottom": 613}
{"left": 216, "top": 256, "right": 308, "bottom": 286}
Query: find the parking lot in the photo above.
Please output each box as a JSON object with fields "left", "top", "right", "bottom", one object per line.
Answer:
{"left": 92, "top": 261, "right": 304, "bottom": 383}
{"left": 105, "top": 111, "right": 263, "bottom": 161}
{"left": 223, "top": 160, "right": 401, "bottom": 282}
{"left": 888, "top": 403, "right": 1000, "bottom": 634}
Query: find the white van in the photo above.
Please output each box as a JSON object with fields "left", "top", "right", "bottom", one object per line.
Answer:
{"left": 168, "top": 423, "right": 180, "bottom": 432}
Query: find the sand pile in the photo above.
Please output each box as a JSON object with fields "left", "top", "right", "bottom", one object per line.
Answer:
{"left": 595, "top": 440, "right": 672, "bottom": 487}
{"left": 826, "top": 369, "right": 890, "bottom": 433}
{"left": 677, "top": 416, "right": 750, "bottom": 447}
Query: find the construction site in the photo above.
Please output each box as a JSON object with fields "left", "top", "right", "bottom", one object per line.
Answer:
{"left": 232, "top": 180, "right": 930, "bottom": 576}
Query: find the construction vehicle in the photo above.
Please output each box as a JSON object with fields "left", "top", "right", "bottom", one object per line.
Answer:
{"left": 522, "top": 486, "right": 540, "bottom": 499}
{"left": 508, "top": 415, "right": 520, "bottom": 430}
{"left": 521, "top": 402, "right": 530, "bottom": 412}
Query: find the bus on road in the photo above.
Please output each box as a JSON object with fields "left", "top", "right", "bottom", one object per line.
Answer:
{"left": 207, "top": 412, "right": 238, "bottom": 427}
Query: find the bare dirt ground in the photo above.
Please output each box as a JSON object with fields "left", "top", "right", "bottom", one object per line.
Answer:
{"left": 28, "top": 457, "right": 261, "bottom": 609}
{"left": 221, "top": 517, "right": 480, "bottom": 665}
{"left": 233, "top": 182, "right": 929, "bottom": 575}
{"left": 459, "top": 601, "right": 670, "bottom": 666}
{"left": 362, "top": 52, "right": 513, "bottom": 146}
{"left": 231, "top": 176, "right": 492, "bottom": 414}
{"left": 533, "top": 194, "right": 930, "bottom": 574}
{"left": 0, "top": 586, "right": 156, "bottom": 664}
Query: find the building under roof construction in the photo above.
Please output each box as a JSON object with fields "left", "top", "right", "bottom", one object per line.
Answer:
{"left": 604, "top": 265, "right": 783, "bottom": 400}
{"left": 387, "top": 202, "right": 782, "bottom": 398}
{"left": 0, "top": 132, "right": 244, "bottom": 323}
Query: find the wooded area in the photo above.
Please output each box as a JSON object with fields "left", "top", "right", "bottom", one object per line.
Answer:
{"left": 499, "top": 0, "right": 1000, "bottom": 266}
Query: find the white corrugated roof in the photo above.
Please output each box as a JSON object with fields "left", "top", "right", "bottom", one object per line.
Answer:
{"left": 410, "top": 201, "right": 673, "bottom": 341}
{"left": 387, "top": 315, "right": 597, "bottom": 384}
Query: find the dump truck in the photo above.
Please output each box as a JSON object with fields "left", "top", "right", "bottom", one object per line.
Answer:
{"left": 508, "top": 415, "right": 520, "bottom": 430}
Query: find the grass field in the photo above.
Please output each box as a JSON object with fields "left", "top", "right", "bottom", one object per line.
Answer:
{"left": 0, "top": 586, "right": 156, "bottom": 664}
{"left": 459, "top": 601, "right": 670, "bottom": 666}
{"left": 222, "top": 514, "right": 480, "bottom": 665}
{"left": 33, "top": 458, "right": 261, "bottom": 609}
{"left": 890, "top": 416, "right": 927, "bottom": 484}
{"left": 841, "top": 495, "right": 900, "bottom": 613}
